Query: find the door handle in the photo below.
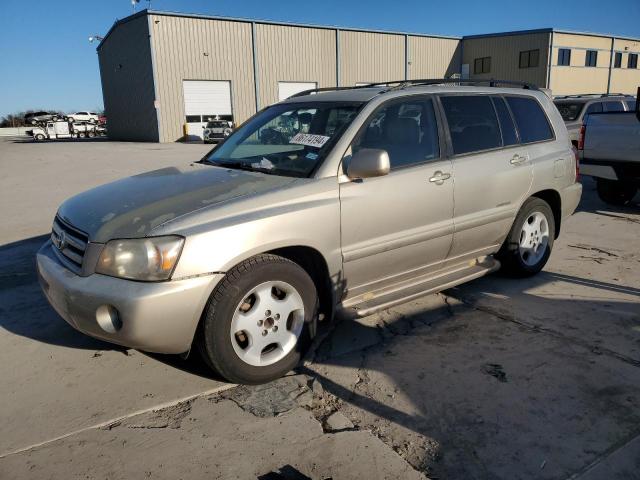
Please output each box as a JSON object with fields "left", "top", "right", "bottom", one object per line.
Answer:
{"left": 510, "top": 154, "right": 529, "bottom": 165}
{"left": 429, "top": 171, "right": 451, "bottom": 185}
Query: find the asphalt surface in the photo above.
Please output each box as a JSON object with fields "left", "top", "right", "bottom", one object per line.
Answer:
{"left": 0, "top": 136, "right": 638, "bottom": 479}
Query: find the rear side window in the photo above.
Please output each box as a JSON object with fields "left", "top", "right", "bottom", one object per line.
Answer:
{"left": 505, "top": 97, "right": 554, "bottom": 143}
{"left": 441, "top": 95, "right": 501, "bottom": 155}
{"left": 492, "top": 97, "right": 519, "bottom": 146}
{"left": 554, "top": 102, "right": 583, "bottom": 121}
{"left": 603, "top": 101, "right": 625, "bottom": 112}
{"left": 626, "top": 100, "right": 637, "bottom": 110}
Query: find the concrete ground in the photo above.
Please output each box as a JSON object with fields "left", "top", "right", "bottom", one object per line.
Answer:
{"left": 0, "top": 136, "right": 638, "bottom": 479}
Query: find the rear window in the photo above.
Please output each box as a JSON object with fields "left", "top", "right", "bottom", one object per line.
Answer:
{"left": 603, "top": 101, "right": 625, "bottom": 112}
{"left": 506, "top": 97, "right": 554, "bottom": 143}
{"left": 554, "top": 102, "right": 584, "bottom": 121}
{"left": 440, "top": 95, "right": 501, "bottom": 155}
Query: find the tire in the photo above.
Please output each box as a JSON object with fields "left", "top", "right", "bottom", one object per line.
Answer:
{"left": 497, "top": 197, "right": 555, "bottom": 277}
{"left": 88, "top": 131, "right": 96, "bottom": 138}
{"left": 596, "top": 178, "right": 637, "bottom": 206}
{"left": 34, "top": 134, "right": 45, "bottom": 141}
{"left": 197, "top": 254, "right": 317, "bottom": 384}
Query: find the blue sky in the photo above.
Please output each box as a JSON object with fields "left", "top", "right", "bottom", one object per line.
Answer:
{"left": 0, "top": 0, "right": 638, "bottom": 117}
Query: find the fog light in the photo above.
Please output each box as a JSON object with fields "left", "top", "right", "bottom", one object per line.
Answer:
{"left": 96, "top": 305, "right": 122, "bottom": 333}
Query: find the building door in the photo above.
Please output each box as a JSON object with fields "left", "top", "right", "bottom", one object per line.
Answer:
{"left": 278, "top": 82, "right": 317, "bottom": 101}
{"left": 183, "top": 80, "right": 232, "bottom": 140}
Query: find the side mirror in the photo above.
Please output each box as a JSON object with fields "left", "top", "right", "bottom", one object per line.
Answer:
{"left": 347, "top": 148, "right": 390, "bottom": 179}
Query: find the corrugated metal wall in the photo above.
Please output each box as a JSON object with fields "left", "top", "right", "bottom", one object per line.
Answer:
{"left": 610, "top": 37, "right": 640, "bottom": 95}
{"left": 462, "top": 33, "right": 550, "bottom": 87}
{"left": 255, "top": 24, "right": 336, "bottom": 108}
{"left": 409, "top": 36, "right": 462, "bottom": 79}
{"left": 98, "top": 15, "right": 159, "bottom": 142}
{"left": 339, "top": 31, "right": 405, "bottom": 85}
{"left": 149, "top": 15, "right": 255, "bottom": 143}
{"left": 549, "top": 33, "right": 612, "bottom": 95}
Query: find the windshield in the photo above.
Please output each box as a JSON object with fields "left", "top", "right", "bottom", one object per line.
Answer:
{"left": 203, "top": 102, "right": 362, "bottom": 177}
{"left": 206, "top": 121, "right": 228, "bottom": 128}
{"left": 554, "top": 102, "right": 584, "bottom": 122}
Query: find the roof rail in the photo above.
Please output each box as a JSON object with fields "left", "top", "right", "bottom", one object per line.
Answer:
{"left": 554, "top": 93, "right": 630, "bottom": 99}
{"left": 290, "top": 78, "right": 539, "bottom": 98}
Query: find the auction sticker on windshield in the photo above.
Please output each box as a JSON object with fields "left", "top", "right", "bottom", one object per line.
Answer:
{"left": 290, "top": 133, "right": 330, "bottom": 148}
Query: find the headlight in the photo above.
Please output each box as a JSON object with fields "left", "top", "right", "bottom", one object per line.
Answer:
{"left": 96, "top": 236, "right": 184, "bottom": 281}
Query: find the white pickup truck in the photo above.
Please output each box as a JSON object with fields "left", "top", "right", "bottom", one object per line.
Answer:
{"left": 579, "top": 97, "right": 640, "bottom": 206}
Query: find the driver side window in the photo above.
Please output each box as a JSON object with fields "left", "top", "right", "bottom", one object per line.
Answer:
{"left": 352, "top": 97, "right": 440, "bottom": 169}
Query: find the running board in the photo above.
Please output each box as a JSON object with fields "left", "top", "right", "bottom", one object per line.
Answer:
{"left": 339, "top": 257, "right": 500, "bottom": 318}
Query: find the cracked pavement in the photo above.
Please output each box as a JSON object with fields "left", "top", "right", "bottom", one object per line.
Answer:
{"left": 1, "top": 138, "right": 639, "bottom": 479}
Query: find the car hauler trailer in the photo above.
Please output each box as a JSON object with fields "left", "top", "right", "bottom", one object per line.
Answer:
{"left": 27, "top": 119, "right": 106, "bottom": 141}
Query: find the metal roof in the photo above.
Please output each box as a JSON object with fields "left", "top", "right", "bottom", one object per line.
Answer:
{"left": 98, "top": 9, "right": 640, "bottom": 51}
{"left": 463, "top": 27, "right": 640, "bottom": 43}
{"left": 97, "top": 9, "right": 461, "bottom": 50}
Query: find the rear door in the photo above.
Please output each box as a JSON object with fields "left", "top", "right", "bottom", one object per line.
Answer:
{"left": 339, "top": 95, "right": 454, "bottom": 298}
{"left": 438, "top": 94, "right": 533, "bottom": 263}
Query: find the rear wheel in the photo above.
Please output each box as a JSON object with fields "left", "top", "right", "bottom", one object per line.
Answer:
{"left": 197, "top": 254, "right": 317, "bottom": 384}
{"left": 497, "top": 197, "right": 555, "bottom": 277}
{"left": 596, "top": 178, "right": 637, "bottom": 206}
{"left": 88, "top": 131, "right": 96, "bottom": 138}
{"left": 34, "top": 134, "right": 45, "bottom": 141}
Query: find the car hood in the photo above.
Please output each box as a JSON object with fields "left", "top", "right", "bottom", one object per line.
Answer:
{"left": 57, "top": 163, "right": 298, "bottom": 243}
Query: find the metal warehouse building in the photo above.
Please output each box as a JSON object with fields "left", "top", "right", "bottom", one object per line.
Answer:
{"left": 97, "top": 10, "right": 640, "bottom": 142}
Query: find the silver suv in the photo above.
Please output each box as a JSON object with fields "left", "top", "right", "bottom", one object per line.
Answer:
{"left": 37, "top": 80, "right": 582, "bottom": 384}
{"left": 554, "top": 94, "right": 637, "bottom": 145}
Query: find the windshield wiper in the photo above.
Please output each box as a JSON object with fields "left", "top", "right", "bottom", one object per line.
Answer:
{"left": 204, "top": 159, "right": 278, "bottom": 175}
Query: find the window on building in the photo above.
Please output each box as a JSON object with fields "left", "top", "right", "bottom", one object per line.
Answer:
{"left": 519, "top": 49, "right": 540, "bottom": 68}
{"left": 558, "top": 48, "right": 571, "bottom": 66}
{"left": 505, "top": 97, "right": 554, "bottom": 144}
{"left": 474, "top": 57, "right": 491, "bottom": 74}
{"left": 585, "top": 50, "right": 598, "bottom": 67}
{"left": 353, "top": 98, "right": 440, "bottom": 169}
{"left": 440, "top": 95, "right": 501, "bottom": 155}
{"left": 614, "top": 52, "right": 622, "bottom": 68}
{"left": 628, "top": 53, "right": 638, "bottom": 69}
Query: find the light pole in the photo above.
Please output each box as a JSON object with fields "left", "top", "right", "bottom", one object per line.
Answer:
{"left": 88, "top": 35, "right": 104, "bottom": 43}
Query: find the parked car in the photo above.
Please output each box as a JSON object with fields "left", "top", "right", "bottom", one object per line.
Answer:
{"left": 66, "top": 111, "right": 100, "bottom": 123}
{"left": 203, "top": 120, "right": 233, "bottom": 144}
{"left": 553, "top": 94, "right": 636, "bottom": 146}
{"left": 24, "top": 111, "right": 59, "bottom": 125}
{"left": 37, "top": 79, "right": 581, "bottom": 384}
{"left": 579, "top": 104, "right": 640, "bottom": 205}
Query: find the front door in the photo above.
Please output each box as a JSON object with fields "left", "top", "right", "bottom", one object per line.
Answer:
{"left": 339, "top": 96, "right": 454, "bottom": 300}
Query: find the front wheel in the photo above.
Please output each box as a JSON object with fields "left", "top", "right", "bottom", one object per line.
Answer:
{"left": 197, "top": 254, "right": 317, "bottom": 384}
{"left": 34, "top": 134, "right": 45, "bottom": 141}
{"left": 497, "top": 197, "right": 555, "bottom": 277}
{"left": 596, "top": 178, "right": 637, "bottom": 206}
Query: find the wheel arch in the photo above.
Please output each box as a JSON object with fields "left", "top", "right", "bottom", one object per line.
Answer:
{"left": 530, "top": 189, "right": 562, "bottom": 238}
{"left": 266, "top": 245, "right": 335, "bottom": 325}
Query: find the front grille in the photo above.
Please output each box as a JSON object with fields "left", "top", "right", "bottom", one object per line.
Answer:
{"left": 51, "top": 216, "right": 89, "bottom": 272}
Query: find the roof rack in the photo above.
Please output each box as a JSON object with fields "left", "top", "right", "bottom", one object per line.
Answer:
{"left": 554, "top": 93, "right": 630, "bottom": 99}
{"left": 290, "top": 78, "right": 539, "bottom": 98}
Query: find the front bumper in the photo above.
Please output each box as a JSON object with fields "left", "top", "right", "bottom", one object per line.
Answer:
{"left": 37, "top": 241, "right": 223, "bottom": 354}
